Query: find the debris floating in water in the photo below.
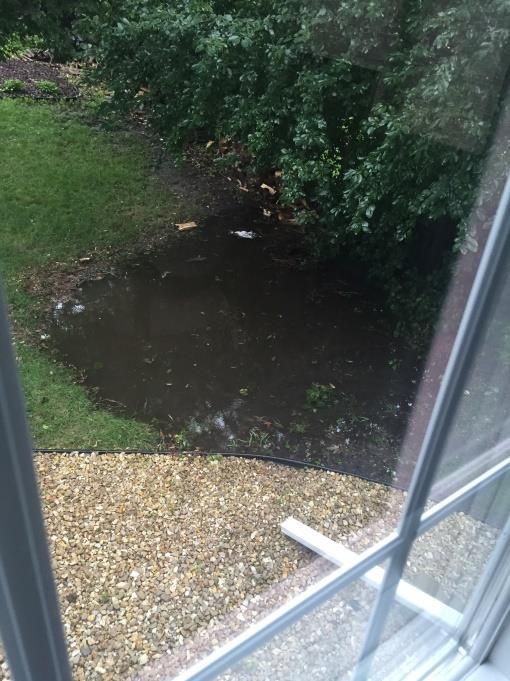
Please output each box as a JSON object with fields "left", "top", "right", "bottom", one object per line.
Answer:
{"left": 176, "top": 221, "right": 198, "bottom": 231}
{"left": 231, "top": 230, "right": 258, "bottom": 239}
{"left": 260, "top": 183, "right": 277, "bottom": 195}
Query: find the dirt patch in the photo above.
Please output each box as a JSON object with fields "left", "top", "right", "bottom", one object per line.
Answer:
{"left": 0, "top": 58, "right": 79, "bottom": 99}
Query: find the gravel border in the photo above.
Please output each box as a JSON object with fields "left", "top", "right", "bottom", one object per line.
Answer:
{"left": 0, "top": 454, "right": 497, "bottom": 681}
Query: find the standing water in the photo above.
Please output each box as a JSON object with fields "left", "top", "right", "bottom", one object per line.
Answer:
{"left": 51, "top": 206, "right": 421, "bottom": 484}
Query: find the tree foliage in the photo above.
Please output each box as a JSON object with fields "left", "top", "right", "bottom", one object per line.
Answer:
{"left": 0, "top": 0, "right": 99, "bottom": 57}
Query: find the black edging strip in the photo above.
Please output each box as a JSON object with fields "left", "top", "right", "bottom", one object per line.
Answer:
{"left": 34, "top": 448, "right": 406, "bottom": 491}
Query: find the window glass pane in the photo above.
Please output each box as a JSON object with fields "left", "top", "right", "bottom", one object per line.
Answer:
{"left": 364, "top": 602, "right": 455, "bottom": 681}
{"left": 430, "top": 244, "right": 510, "bottom": 495}
{"left": 406, "top": 497, "right": 504, "bottom": 618}
{"left": 365, "top": 472, "right": 510, "bottom": 681}
{"left": 204, "top": 577, "right": 378, "bottom": 681}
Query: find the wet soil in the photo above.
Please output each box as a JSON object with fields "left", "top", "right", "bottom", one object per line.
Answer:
{"left": 49, "top": 203, "right": 422, "bottom": 485}
{"left": 0, "top": 58, "right": 79, "bottom": 98}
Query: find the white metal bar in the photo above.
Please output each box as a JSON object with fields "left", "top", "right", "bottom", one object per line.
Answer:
{"left": 281, "top": 517, "right": 462, "bottom": 633}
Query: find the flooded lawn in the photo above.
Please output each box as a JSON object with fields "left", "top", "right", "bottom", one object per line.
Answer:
{"left": 50, "top": 205, "right": 421, "bottom": 484}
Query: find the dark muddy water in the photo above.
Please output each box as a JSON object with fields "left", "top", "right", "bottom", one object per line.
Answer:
{"left": 51, "top": 206, "right": 422, "bottom": 483}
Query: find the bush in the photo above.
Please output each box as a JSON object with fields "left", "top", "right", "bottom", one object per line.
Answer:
{"left": 0, "top": 33, "right": 44, "bottom": 58}
{"left": 0, "top": 1, "right": 101, "bottom": 59}
{"left": 1, "top": 79, "right": 25, "bottom": 93}
{"left": 35, "top": 79, "right": 60, "bottom": 95}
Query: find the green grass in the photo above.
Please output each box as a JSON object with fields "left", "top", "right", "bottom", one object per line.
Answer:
{"left": 0, "top": 98, "right": 177, "bottom": 449}
{"left": 0, "top": 99, "right": 171, "bottom": 287}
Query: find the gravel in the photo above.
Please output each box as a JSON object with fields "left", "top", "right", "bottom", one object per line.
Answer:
{"left": 0, "top": 453, "right": 498, "bottom": 681}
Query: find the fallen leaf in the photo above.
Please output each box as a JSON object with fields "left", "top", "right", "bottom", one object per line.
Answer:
{"left": 260, "top": 183, "right": 277, "bottom": 195}
{"left": 176, "top": 221, "right": 198, "bottom": 231}
{"left": 277, "top": 208, "right": 297, "bottom": 223}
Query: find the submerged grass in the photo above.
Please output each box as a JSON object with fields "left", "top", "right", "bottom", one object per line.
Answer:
{"left": 0, "top": 98, "right": 177, "bottom": 448}
{"left": 18, "top": 345, "right": 158, "bottom": 449}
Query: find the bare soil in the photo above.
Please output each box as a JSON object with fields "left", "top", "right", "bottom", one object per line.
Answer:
{"left": 0, "top": 58, "right": 79, "bottom": 99}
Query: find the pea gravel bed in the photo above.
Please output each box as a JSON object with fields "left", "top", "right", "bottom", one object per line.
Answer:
{"left": 0, "top": 454, "right": 498, "bottom": 681}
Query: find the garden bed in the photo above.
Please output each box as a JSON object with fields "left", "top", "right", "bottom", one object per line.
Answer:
{"left": 0, "top": 58, "right": 79, "bottom": 98}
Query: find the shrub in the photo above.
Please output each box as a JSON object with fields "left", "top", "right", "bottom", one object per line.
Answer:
{"left": 35, "top": 79, "right": 60, "bottom": 95}
{"left": 0, "top": 32, "right": 44, "bottom": 58}
{"left": 1, "top": 79, "right": 25, "bottom": 93}
{"left": 305, "top": 383, "right": 336, "bottom": 409}
{"left": 0, "top": 1, "right": 102, "bottom": 59}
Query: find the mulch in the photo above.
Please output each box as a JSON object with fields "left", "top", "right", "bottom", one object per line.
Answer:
{"left": 0, "top": 57, "right": 79, "bottom": 99}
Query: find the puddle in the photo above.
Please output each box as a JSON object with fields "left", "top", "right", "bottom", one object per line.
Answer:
{"left": 50, "top": 206, "right": 422, "bottom": 484}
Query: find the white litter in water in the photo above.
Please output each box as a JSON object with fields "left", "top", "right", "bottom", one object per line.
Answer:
{"left": 71, "top": 304, "right": 85, "bottom": 314}
{"left": 213, "top": 415, "right": 226, "bottom": 431}
{"left": 55, "top": 302, "right": 64, "bottom": 310}
{"left": 231, "top": 230, "right": 258, "bottom": 239}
